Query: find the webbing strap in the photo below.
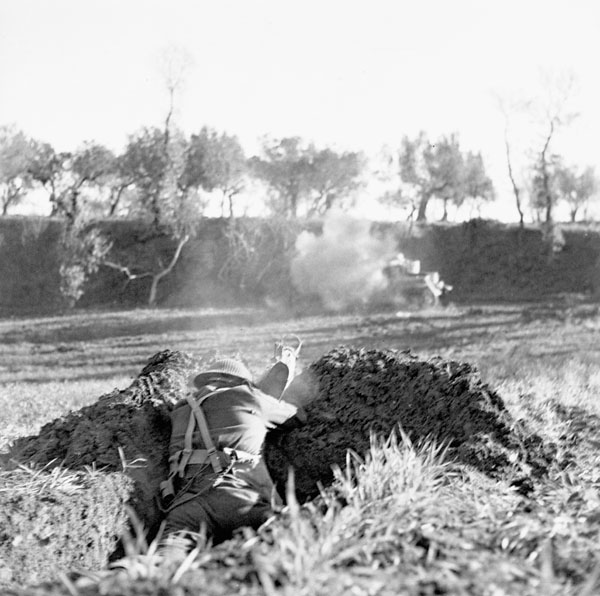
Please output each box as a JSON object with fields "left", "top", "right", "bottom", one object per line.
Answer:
{"left": 178, "top": 405, "right": 197, "bottom": 475}
{"left": 185, "top": 392, "right": 223, "bottom": 474}
{"left": 171, "top": 447, "right": 259, "bottom": 467}
{"left": 168, "top": 385, "right": 247, "bottom": 480}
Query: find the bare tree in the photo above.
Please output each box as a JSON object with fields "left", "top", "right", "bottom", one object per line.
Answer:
{"left": 156, "top": 44, "right": 195, "bottom": 144}
{"left": 103, "top": 230, "right": 189, "bottom": 307}
{"left": 101, "top": 45, "right": 198, "bottom": 306}
{"left": 497, "top": 70, "right": 578, "bottom": 225}
{"left": 496, "top": 98, "right": 526, "bottom": 227}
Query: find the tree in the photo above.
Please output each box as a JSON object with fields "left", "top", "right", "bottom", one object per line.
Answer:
{"left": 375, "top": 147, "right": 421, "bottom": 221}
{"left": 305, "top": 148, "right": 364, "bottom": 217}
{"left": 104, "top": 127, "right": 199, "bottom": 306}
{"left": 459, "top": 151, "right": 496, "bottom": 218}
{"left": 218, "top": 216, "right": 299, "bottom": 300}
{"left": 27, "top": 140, "right": 117, "bottom": 221}
{"left": 27, "top": 141, "right": 68, "bottom": 213}
{"left": 183, "top": 127, "right": 247, "bottom": 218}
{"left": 498, "top": 70, "right": 578, "bottom": 225}
{"left": 250, "top": 137, "right": 363, "bottom": 218}
{"left": 531, "top": 72, "right": 578, "bottom": 224}
{"left": 57, "top": 220, "right": 112, "bottom": 308}
{"left": 24, "top": 138, "right": 116, "bottom": 306}
{"left": 503, "top": 123, "right": 525, "bottom": 227}
{"left": 496, "top": 98, "right": 527, "bottom": 227}
{"left": 395, "top": 132, "right": 494, "bottom": 221}
{"left": 0, "top": 126, "right": 35, "bottom": 215}
{"left": 250, "top": 137, "right": 312, "bottom": 218}
{"left": 156, "top": 44, "right": 194, "bottom": 146}
{"left": 120, "top": 127, "right": 173, "bottom": 225}
{"left": 65, "top": 142, "right": 117, "bottom": 221}
{"left": 104, "top": 152, "right": 137, "bottom": 217}
{"left": 554, "top": 163, "right": 598, "bottom": 222}
{"left": 102, "top": 48, "right": 199, "bottom": 307}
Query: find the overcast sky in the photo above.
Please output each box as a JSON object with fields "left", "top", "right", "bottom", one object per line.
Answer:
{"left": 1, "top": 0, "right": 599, "bottom": 220}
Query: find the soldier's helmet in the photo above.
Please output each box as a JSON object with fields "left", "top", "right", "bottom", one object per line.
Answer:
{"left": 193, "top": 358, "right": 253, "bottom": 388}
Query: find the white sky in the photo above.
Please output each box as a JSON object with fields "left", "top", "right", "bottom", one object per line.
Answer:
{"left": 1, "top": 0, "right": 599, "bottom": 220}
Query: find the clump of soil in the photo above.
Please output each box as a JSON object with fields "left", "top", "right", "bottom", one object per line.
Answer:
{"left": 8, "top": 350, "right": 203, "bottom": 534}
{"left": 2, "top": 350, "right": 206, "bottom": 589}
{"left": 265, "top": 346, "right": 552, "bottom": 501}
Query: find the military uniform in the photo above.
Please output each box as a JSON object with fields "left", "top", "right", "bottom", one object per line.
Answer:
{"left": 162, "top": 359, "right": 303, "bottom": 544}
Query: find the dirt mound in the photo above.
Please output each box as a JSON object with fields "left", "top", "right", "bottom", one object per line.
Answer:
{"left": 8, "top": 350, "right": 202, "bottom": 531}
{"left": 1, "top": 346, "right": 553, "bottom": 590}
{"left": 2, "top": 350, "right": 206, "bottom": 588}
{"left": 265, "top": 346, "right": 552, "bottom": 501}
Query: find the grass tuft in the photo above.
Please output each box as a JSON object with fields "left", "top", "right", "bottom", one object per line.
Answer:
{"left": 0, "top": 461, "right": 94, "bottom": 495}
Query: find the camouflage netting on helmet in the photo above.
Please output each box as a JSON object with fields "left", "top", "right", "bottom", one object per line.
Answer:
{"left": 264, "top": 346, "right": 553, "bottom": 501}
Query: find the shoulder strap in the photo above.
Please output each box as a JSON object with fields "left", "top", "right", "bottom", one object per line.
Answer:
{"left": 184, "top": 389, "right": 224, "bottom": 474}
{"left": 182, "top": 384, "right": 248, "bottom": 473}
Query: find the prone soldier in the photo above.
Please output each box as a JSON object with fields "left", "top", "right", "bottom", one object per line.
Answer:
{"left": 160, "top": 337, "right": 305, "bottom": 549}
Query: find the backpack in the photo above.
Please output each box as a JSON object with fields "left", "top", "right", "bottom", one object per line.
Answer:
{"left": 159, "top": 386, "right": 258, "bottom": 509}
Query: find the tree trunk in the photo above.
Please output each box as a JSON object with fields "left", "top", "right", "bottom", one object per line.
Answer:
{"left": 228, "top": 193, "right": 235, "bottom": 219}
{"left": 150, "top": 191, "right": 162, "bottom": 228}
{"left": 540, "top": 122, "right": 555, "bottom": 224}
{"left": 570, "top": 208, "right": 578, "bottom": 223}
{"left": 48, "top": 182, "right": 59, "bottom": 217}
{"left": 108, "top": 185, "right": 127, "bottom": 217}
{"left": 147, "top": 234, "right": 190, "bottom": 306}
{"left": 289, "top": 191, "right": 298, "bottom": 219}
{"left": 416, "top": 194, "right": 429, "bottom": 221}
{"left": 441, "top": 199, "right": 449, "bottom": 221}
{"left": 147, "top": 275, "right": 160, "bottom": 307}
{"left": 504, "top": 130, "right": 525, "bottom": 228}
{"left": 69, "top": 189, "right": 80, "bottom": 223}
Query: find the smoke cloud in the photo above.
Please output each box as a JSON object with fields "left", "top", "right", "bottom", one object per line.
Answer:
{"left": 290, "top": 211, "right": 396, "bottom": 310}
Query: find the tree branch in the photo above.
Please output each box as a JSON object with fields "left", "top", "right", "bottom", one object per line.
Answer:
{"left": 102, "top": 260, "right": 154, "bottom": 281}
{"left": 504, "top": 127, "right": 524, "bottom": 227}
{"left": 152, "top": 234, "right": 189, "bottom": 284}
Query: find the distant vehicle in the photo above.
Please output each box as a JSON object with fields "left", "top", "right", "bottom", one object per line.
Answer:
{"left": 379, "top": 253, "right": 453, "bottom": 308}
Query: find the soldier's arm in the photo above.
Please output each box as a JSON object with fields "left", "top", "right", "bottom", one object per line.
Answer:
{"left": 255, "top": 390, "right": 307, "bottom": 430}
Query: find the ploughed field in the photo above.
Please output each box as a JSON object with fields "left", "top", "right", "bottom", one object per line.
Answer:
{"left": 1, "top": 299, "right": 600, "bottom": 595}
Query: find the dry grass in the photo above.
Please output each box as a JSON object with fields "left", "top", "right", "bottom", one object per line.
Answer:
{"left": 35, "top": 423, "right": 600, "bottom": 595}
{"left": 2, "top": 302, "right": 600, "bottom": 595}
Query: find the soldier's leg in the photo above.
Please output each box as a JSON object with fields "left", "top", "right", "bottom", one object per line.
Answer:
{"left": 200, "top": 483, "right": 274, "bottom": 543}
{"left": 163, "top": 495, "right": 216, "bottom": 543}
{"left": 256, "top": 361, "right": 292, "bottom": 399}
{"left": 257, "top": 335, "right": 302, "bottom": 399}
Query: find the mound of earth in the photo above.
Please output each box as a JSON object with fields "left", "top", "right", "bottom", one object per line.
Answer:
{"left": 264, "top": 346, "right": 553, "bottom": 500}
{"left": 7, "top": 349, "right": 203, "bottom": 534}
{"left": 1, "top": 350, "right": 205, "bottom": 588}
{"left": 1, "top": 346, "right": 552, "bottom": 590}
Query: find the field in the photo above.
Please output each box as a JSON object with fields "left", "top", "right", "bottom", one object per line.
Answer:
{"left": 1, "top": 299, "right": 600, "bottom": 595}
